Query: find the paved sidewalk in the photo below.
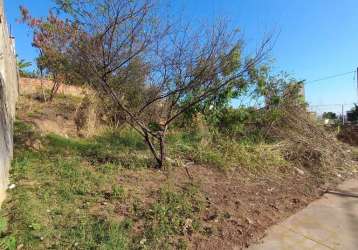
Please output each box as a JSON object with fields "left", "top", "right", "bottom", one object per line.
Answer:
{"left": 248, "top": 179, "right": 358, "bottom": 250}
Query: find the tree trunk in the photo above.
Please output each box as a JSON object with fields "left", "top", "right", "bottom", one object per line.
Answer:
{"left": 144, "top": 132, "right": 161, "bottom": 168}
{"left": 39, "top": 70, "right": 47, "bottom": 102}
{"left": 143, "top": 131, "right": 166, "bottom": 169}
{"left": 49, "top": 73, "right": 61, "bottom": 102}
{"left": 159, "top": 136, "right": 165, "bottom": 168}
{"left": 49, "top": 81, "right": 61, "bottom": 101}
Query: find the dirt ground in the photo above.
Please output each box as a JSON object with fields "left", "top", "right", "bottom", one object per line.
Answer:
{"left": 17, "top": 79, "right": 80, "bottom": 137}
{"left": 111, "top": 165, "right": 329, "bottom": 249}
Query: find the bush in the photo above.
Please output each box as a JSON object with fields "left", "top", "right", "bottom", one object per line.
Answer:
{"left": 167, "top": 129, "right": 288, "bottom": 171}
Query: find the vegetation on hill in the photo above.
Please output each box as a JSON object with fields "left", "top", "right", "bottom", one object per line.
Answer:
{"left": 19, "top": 0, "right": 276, "bottom": 168}
{"left": 1, "top": 0, "right": 356, "bottom": 249}
{"left": 0, "top": 81, "right": 356, "bottom": 249}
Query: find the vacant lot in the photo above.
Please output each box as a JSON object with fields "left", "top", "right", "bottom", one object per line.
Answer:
{"left": 0, "top": 91, "right": 356, "bottom": 250}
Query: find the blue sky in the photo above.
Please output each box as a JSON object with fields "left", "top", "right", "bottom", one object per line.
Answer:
{"left": 4, "top": 0, "right": 358, "bottom": 112}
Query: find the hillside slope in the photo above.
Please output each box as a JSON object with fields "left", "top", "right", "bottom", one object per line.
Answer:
{"left": 0, "top": 88, "right": 357, "bottom": 249}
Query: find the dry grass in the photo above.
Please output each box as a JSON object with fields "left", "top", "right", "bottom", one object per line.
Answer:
{"left": 270, "top": 104, "right": 356, "bottom": 182}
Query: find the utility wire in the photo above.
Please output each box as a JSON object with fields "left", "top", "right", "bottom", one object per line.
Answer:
{"left": 309, "top": 103, "right": 355, "bottom": 107}
{"left": 305, "top": 70, "right": 356, "bottom": 84}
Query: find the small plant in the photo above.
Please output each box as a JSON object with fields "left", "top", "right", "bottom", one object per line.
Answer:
{"left": 136, "top": 185, "right": 203, "bottom": 249}
{"left": 0, "top": 217, "right": 7, "bottom": 233}
{"left": 0, "top": 216, "right": 16, "bottom": 250}
{"left": 0, "top": 236, "right": 16, "bottom": 250}
{"left": 112, "top": 186, "right": 128, "bottom": 201}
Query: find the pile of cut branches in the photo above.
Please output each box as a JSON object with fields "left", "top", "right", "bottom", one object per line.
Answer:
{"left": 270, "top": 102, "right": 354, "bottom": 181}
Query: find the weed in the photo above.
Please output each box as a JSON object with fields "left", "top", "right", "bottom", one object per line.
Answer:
{"left": 112, "top": 185, "right": 128, "bottom": 201}
{"left": 167, "top": 130, "right": 287, "bottom": 172}
{"left": 0, "top": 216, "right": 16, "bottom": 250}
{"left": 0, "top": 236, "right": 16, "bottom": 250}
{"left": 45, "top": 130, "right": 150, "bottom": 169}
{"left": 6, "top": 120, "right": 211, "bottom": 249}
{"left": 13, "top": 120, "right": 38, "bottom": 147}
{"left": 63, "top": 217, "right": 132, "bottom": 249}
{"left": 135, "top": 184, "right": 203, "bottom": 249}
{"left": 2, "top": 121, "right": 136, "bottom": 249}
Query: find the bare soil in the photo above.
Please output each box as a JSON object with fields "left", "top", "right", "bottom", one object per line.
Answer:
{"left": 109, "top": 165, "right": 331, "bottom": 249}
{"left": 16, "top": 93, "right": 79, "bottom": 137}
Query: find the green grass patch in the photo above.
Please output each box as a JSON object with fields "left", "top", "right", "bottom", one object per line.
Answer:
{"left": 45, "top": 127, "right": 150, "bottom": 169}
{"left": 1, "top": 121, "right": 144, "bottom": 249}
{"left": 133, "top": 184, "right": 203, "bottom": 249}
{"left": 168, "top": 130, "right": 288, "bottom": 172}
{"left": 2, "top": 120, "right": 206, "bottom": 249}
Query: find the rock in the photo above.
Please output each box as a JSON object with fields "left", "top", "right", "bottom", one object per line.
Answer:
{"left": 223, "top": 212, "right": 231, "bottom": 219}
{"left": 294, "top": 167, "right": 305, "bottom": 175}
{"left": 185, "top": 161, "right": 195, "bottom": 167}
{"left": 32, "top": 139, "right": 42, "bottom": 150}
{"left": 269, "top": 203, "right": 279, "bottom": 210}
{"left": 203, "top": 226, "right": 214, "bottom": 236}
{"left": 140, "top": 238, "right": 147, "bottom": 245}
{"left": 166, "top": 157, "right": 176, "bottom": 164}
{"left": 183, "top": 218, "right": 193, "bottom": 234}
{"left": 246, "top": 217, "right": 253, "bottom": 225}
{"left": 292, "top": 198, "right": 300, "bottom": 204}
{"left": 205, "top": 212, "right": 218, "bottom": 221}
{"left": 235, "top": 199, "right": 242, "bottom": 207}
{"left": 104, "top": 192, "right": 111, "bottom": 200}
{"left": 25, "top": 139, "right": 32, "bottom": 147}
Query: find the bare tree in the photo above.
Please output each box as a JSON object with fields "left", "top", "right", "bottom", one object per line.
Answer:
{"left": 22, "top": 0, "right": 271, "bottom": 168}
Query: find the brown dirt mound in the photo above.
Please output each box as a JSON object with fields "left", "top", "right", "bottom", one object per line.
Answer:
{"left": 16, "top": 93, "right": 79, "bottom": 137}
{"left": 19, "top": 77, "right": 83, "bottom": 97}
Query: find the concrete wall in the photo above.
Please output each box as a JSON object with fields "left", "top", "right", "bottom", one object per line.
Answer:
{"left": 0, "top": 0, "right": 19, "bottom": 202}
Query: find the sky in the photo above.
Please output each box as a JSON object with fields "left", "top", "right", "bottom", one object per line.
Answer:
{"left": 4, "top": 0, "right": 358, "bottom": 113}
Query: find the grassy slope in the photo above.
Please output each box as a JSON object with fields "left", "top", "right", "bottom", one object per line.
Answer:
{"left": 3, "top": 121, "right": 207, "bottom": 249}
{"left": 0, "top": 94, "right": 356, "bottom": 249}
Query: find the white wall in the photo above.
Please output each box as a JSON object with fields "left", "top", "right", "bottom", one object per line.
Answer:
{"left": 0, "top": 0, "right": 19, "bottom": 203}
